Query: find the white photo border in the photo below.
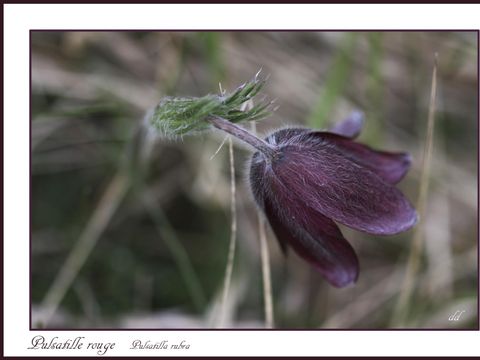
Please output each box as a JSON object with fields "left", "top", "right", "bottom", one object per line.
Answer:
{"left": 4, "top": 3, "right": 480, "bottom": 357}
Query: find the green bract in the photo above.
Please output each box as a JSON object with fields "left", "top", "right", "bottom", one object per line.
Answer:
{"left": 149, "top": 74, "right": 272, "bottom": 137}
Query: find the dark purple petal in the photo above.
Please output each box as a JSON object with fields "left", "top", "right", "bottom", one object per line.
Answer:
{"left": 250, "top": 157, "right": 288, "bottom": 255}
{"left": 330, "top": 111, "right": 364, "bottom": 139}
{"left": 264, "top": 198, "right": 289, "bottom": 256}
{"left": 250, "top": 149, "right": 359, "bottom": 287}
{"left": 270, "top": 132, "right": 417, "bottom": 235}
{"left": 249, "top": 125, "right": 417, "bottom": 288}
{"left": 250, "top": 153, "right": 359, "bottom": 287}
{"left": 263, "top": 196, "right": 359, "bottom": 288}
{"left": 313, "top": 132, "right": 412, "bottom": 184}
{"left": 269, "top": 129, "right": 411, "bottom": 184}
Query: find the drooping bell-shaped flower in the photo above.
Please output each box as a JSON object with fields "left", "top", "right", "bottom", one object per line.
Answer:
{"left": 249, "top": 113, "right": 417, "bottom": 287}
{"left": 149, "top": 73, "right": 417, "bottom": 288}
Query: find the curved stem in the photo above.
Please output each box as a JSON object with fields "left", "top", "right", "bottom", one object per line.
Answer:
{"left": 208, "top": 116, "right": 276, "bottom": 158}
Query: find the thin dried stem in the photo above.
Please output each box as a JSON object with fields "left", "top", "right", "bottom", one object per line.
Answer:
{"left": 392, "top": 54, "right": 439, "bottom": 326}
{"left": 39, "top": 172, "right": 129, "bottom": 327}
{"left": 209, "top": 135, "right": 229, "bottom": 160}
{"left": 258, "top": 213, "right": 274, "bottom": 328}
{"left": 217, "top": 137, "right": 238, "bottom": 327}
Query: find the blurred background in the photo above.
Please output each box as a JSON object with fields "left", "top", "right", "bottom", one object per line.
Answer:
{"left": 31, "top": 31, "right": 478, "bottom": 329}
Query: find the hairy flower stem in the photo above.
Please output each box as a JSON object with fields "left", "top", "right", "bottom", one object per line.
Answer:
{"left": 208, "top": 116, "right": 277, "bottom": 158}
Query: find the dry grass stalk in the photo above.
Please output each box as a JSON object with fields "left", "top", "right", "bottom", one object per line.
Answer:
{"left": 217, "top": 137, "right": 238, "bottom": 327}
{"left": 392, "top": 54, "right": 439, "bottom": 326}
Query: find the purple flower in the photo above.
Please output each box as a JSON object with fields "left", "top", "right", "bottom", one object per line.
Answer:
{"left": 249, "top": 113, "right": 417, "bottom": 287}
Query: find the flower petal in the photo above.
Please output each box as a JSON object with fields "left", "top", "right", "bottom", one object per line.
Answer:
{"left": 315, "top": 132, "right": 412, "bottom": 184}
{"left": 330, "top": 111, "right": 364, "bottom": 139}
{"left": 272, "top": 134, "right": 418, "bottom": 235}
{"left": 250, "top": 154, "right": 359, "bottom": 288}
{"left": 263, "top": 196, "right": 359, "bottom": 288}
